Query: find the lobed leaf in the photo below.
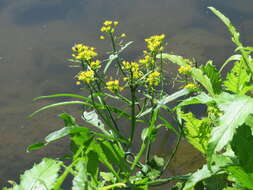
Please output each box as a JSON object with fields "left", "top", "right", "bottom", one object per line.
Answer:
{"left": 207, "top": 93, "right": 253, "bottom": 164}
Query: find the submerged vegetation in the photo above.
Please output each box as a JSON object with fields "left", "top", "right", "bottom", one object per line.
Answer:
{"left": 3, "top": 7, "right": 253, "bottom": 190}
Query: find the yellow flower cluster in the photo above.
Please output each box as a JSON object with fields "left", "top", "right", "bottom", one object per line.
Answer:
{"left": 77, "top": 70, "right": 95, "bottom": 84}
{"left": 145, "top": 34, "right": 165, "bottom": 52}
{"left": 89, "top": 60, "right": 101, "bottom": 70}
{"left": 139, "top": 54, "right": 154, "bottom": 66}
{"left": 72, "top": 44, "right": 97, "bottom": 61}
{"left": 184, "top": 83, "right": 197, "bottom": 89}
{"left": 122, "top": 61, "right": 143, "bottom": 80}
{"left": 106, "top": 80, "right": 122, "bottom": 93}
{"left": 100, "top": 20, "right": 119, "bottom": 34}
{"left": 146, "top": 71, "right": 160, "bottom": 86}
{"left": 178, "top": 65, "right": 192, "bottom": 74}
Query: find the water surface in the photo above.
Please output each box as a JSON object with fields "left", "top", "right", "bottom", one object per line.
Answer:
{"left": 1, "top": 0, "right": 253, "bottom": 188}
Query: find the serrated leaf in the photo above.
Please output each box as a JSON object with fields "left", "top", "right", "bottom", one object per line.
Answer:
{"left": 208, "top": 7, "right": 241, "bottom": 46}
{"left": 208, "top": 93, "right": 253, "bottom": 164}
{"left": 209, "top": 7, "right": 253, "bottom": 75}
{"left": 72, "top": 160, "right": 97, "bottom": 190}
{"left": 202, "top": 61, "right": 222, "bottom": 94}
{"left": 183, "top": 165, "right": 220, "bottom": 190}
{"left": 180, "top": 112, "right": 211, "bottom": 153}
{"left": 99, "top": 140, "right": 129, "bottom": 172}
{"left": 224, "top": 60, "right": 252, "bottom": 94}
{"left": 231, "top": 125, "right": 253, "bottom": 172}
{"left": 18, "top": 158, "right": 61, "bottom": 190}
{"left": 226, "top": 166, "right": 253, "bottom": 189}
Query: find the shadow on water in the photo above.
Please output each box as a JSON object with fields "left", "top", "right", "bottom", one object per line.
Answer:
{"left": 1, "top": 0, "right": 253, "bottom": 189}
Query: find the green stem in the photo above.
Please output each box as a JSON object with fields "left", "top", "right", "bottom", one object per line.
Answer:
{"left": 145, "top": 89, "right": 155, "bottom": 163}
{"left": 53, "top": 146, "right": 83, "bottom": 190}
{"left": 109, "top": 33, "right": 126, "bottom": 77}
{"left": 90, "top": 84, "right": 120, "bottom": 133}
{"left": 161, "top": 127, "right": 183, "bottom": 175}
{"left": 129, "top": 86, "right": 136, "bottom": 146}
{"left": 147, "top": 175, "right": 189, "bottom": 186}
{"left": 131, "top": 142, "right": 146, "bottom": 171}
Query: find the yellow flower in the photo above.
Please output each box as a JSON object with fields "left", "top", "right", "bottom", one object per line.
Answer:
{"left": 120, "top": 33, "right": 126, "bottom": 38}
{"left": 90, "top": 60, "right": 101, "bottom": 70}
{"left": 77, "top": 70, "right": 95, "bottom": 84}
{"left": 184, "top": 83, "right": 197, "bottom": 89}
{"left": 146, "top": 71, "right": 160, "bottom": 86}
{"left": 72, "top": 44, "right": 97, "bottom": 61}
{"left": 100, "top": 35, "right": 105, "bottom": 40}
{"left": 100, "top": 20, "right": 119, "bottom": 34}
{"left": 106, "top": 80, "right": 123, "bottom": 93}
{"left": 139, "top": 55, "right": 154, "bottom": 66}
{"left": 114, "top": 21, "right": 119, "bottom": 26}
{"left": 178, "top": 65, "right": 192, "bottom": 74}
{"left": 76, "top": 81, "right": 81, "bottom": 85}
{"left": 122, "top": 61, "right": 143, "bottom": 80}
{"left": 104, "top": 20, "right": 113, "bottom": 26}
{"left": 145, "top": 34, "right": 165, "bottom": 52}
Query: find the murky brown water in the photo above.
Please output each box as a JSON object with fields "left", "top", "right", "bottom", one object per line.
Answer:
{"left": 1, "top": 0, "right": 253, "bottom": 188}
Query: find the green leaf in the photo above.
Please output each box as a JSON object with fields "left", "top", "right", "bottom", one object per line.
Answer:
{"left": 99, "top": 140, "right": 129, "bottom": 172}
{"left": 82, "top": 110, "right": 109, "bottom": 135}
{"left": 157, "top": 53, "right": 189, "bottom": 66}
{"left": 208, "top": 7, "right": 241, "bottom": 46}
{"left": 180, "top": 112, "right": 211, "bottom": 153}
{"left": 29, "top": 101, "right": 92, "bottom": 117}
{"left": 87, "top": 151, "right": 99, "bottom": 179}
{"left": 45, "top": 127, "right": 72, "bottom": 143}
{"left": 100, "top": 172, "right": 115, "bottom": 182}
{"left": 209, "top": 6, "right": 253, "bottom": 76}
{"left": 104, "top": 54, "right": 118, "bottom": 74}
{"left": 224, "top": 60, "right": 252, "bottom": 94}
{"left": 91, "top": 142, "right": 119, "bottom": 180}
{"left": 183, "top": 165, "right": 220, "bottom": 190}
{"left": 219, "top": 54, "right": 241, "bottom": 73}
{"left": 203, "top": 174, "right": 228, "bottom": 190}
{"left": 118, "top": 41, "right": 134, "bottom": 53}
{"left": 202, "top": 61, "right": 222, "bottom": 94}
{"left": 191, "top": 68, "right": 215, "bottom": 96}
{"left": 231, "top": 125, "right": 253, "bottom": 173}
{"left": 226, "top": 166, "right": 253, "bottom": 189}
{"left": 177, "top": 92, "right": 213, "bottom": 108}
{"left": 159, "top": 116, "right": 179, "bottom": 136}
{"left": 59, "top": 113, "right": 77, "bottom": 126}
{"left": 26, "top": 142, "right": 46, "bottom": 152}
{"left": 72, "top": 160, "right": 97, "bottom": 190}
{"left": 33, "top": 93, "right": 90, "bottom": 102}
{"left": 17, "top": 158, "right": 62, "bottom": 190}
{"left": 138, "top": 88, "right": 190, "bottom": 118}
{"left": 207, "top": 93, "right": 253, "bottom": 164}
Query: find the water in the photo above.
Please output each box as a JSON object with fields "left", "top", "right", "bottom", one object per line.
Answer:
{"left": 1, "top": 0, "right": 253, "bottom": 188}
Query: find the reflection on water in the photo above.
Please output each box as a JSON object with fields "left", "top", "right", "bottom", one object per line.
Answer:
{"left": 1, "top": 0, "right": 253, "bottom": 188}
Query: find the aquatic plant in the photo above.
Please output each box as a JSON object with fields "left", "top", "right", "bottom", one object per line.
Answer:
{"left": 3, "top": 7, "right": 253, "bottom": 190}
